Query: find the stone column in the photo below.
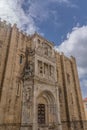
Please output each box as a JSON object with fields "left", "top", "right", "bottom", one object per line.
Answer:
{"left": 32, "top": 85, "right": 38, "bottom": 130}
{"left": 55, "top": 86, "right": 62, "bottom": 130}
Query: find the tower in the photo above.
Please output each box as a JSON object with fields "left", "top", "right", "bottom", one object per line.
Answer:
{"left": 0, "top": 20, "right": 86, "bottom": 130}
{"left": 20, "top": 33, "right": 62, "bottom": 130}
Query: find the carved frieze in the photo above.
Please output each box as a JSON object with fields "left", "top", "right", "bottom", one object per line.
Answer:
{"left": 35, "top": 38, "right": 54, "bottom": 60}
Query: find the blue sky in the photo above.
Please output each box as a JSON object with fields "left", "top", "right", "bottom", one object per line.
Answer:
{"left": 0, "top": 0, "right": 87, "bottom": 98}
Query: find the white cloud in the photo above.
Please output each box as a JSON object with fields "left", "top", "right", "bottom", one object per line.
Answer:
{"left": 28, "top": 0, "right": 76, "bottom": 22}
{"left": 55, "top": 25, "right": 87, "bottom": 97}
{"left": 0, "top": 0, "right": 38, "bottom": 34}
{"left": 0, "top": 0, "right": 74, "bottom": 34}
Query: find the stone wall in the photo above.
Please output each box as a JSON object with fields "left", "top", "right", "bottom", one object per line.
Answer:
{"left": 0, "top": 20, "right": 86, "bottom": 130}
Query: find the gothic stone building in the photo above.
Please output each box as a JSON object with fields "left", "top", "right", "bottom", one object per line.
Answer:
{"left": 0, "top": 20, "right": 86, "bottom": 130}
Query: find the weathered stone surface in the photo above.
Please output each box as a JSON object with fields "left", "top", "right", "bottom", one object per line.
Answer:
{"left": 0, "top": 20, "right": 86, "bottom": 130}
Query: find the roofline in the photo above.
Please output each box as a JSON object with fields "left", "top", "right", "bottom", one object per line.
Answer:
{"left": 30, "top": 32, "right": 55, "bottom": 46}
{"left": 83, "top": 98, "right": 87, "bottom": 102}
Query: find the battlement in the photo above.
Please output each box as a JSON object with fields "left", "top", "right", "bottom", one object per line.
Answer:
{"left": 0, "top": 19, "right": 12, "bottom": 29}
{"left": 0, "top": 19, "right": 31, "bottom": 41}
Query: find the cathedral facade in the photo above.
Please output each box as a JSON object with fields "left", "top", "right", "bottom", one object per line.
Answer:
{"left": 0, "top": 20, "right": 86, "bottom": 130}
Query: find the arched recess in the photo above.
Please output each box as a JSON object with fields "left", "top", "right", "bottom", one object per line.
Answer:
{"left": 37, "top": 90, "right": 57, "bottom": 126}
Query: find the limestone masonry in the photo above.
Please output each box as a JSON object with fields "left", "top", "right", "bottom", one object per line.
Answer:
{"left": 0, "top": 20, "right": 86, "bottom": 130}
{"left": 83, "top": 98, "right": 87, "bottom": 120}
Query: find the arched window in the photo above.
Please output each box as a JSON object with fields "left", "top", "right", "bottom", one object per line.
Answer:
{"left": 38, "top": 104, "right": 45, "bottom": 124}
{"left": 20, "top": 55, "right": 23, "bottom": 64}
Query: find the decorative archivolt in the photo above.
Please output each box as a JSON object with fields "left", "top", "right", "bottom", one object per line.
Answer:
{"left": 37, "top": 90, "right": 56, "bottom": 105}
{"left": 37, "top": 90, "right": 57, "bottom": 125}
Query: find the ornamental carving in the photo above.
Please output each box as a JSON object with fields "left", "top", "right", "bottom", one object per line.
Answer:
{"left": 21, "top": 81, "right": 33, "bottom": 124}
